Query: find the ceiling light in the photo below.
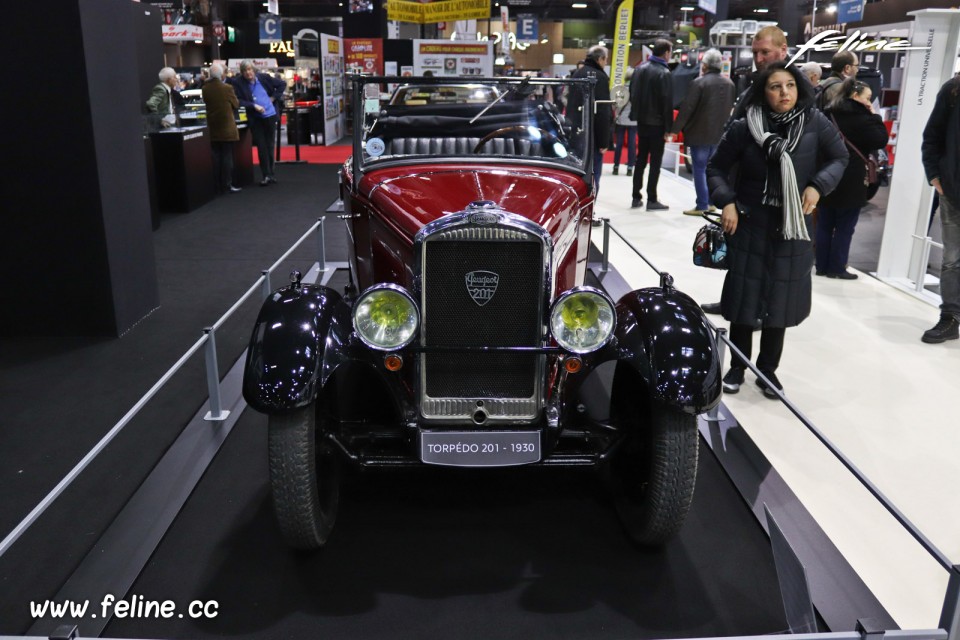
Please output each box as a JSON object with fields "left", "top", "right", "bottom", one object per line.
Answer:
{"left": 680, "top": 5, "right": 694, "bottom": 10}
{"left": 553, "top": 53, "right": 565, "bottom": 63}
{"left": 194, "top": 39, "right": 203, "bottom": 43}
{"left": 572, "top": 3, "right": 588, "bottom": 8}
{"left": 826, "top": 4, "right": 836, "bottom": 12}
{"left": 754, "top": 7, "right": 768, "bottom": 12}
{"left": 676, "top": 39, "right": 683, "bottom": 43}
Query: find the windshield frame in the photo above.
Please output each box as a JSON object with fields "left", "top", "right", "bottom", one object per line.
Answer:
{"left": 349, "top": 75, "right": 597, "bottom": 182}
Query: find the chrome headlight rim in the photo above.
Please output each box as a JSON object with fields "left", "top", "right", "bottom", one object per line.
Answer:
{"left": 549, "top": 286, "right": 617, "bottom": 354}
{"left": 352, "top": 283, "right": 420, "bottom": 351}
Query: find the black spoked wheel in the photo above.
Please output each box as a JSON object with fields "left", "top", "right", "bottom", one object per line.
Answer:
{"left": 268, "top": 404, "right": 341, "bottom": 550}
{"left": 609, "top": 371, "right": 699, "bottom": 546}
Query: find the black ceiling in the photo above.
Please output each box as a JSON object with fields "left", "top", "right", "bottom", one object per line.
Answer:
{"left": 226, "top": 0, "right": 807, "bottom": 33}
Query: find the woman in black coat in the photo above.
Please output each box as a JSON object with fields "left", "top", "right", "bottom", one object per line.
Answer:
{"left": 817, "top": 78, "right": 890, "bottom": 279}
{"left": 707, "top": 62, "right": 848, "bottom": 398}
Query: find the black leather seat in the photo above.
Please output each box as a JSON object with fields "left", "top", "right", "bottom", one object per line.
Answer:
{"left": 384, "top": 137, "right": 545, "bottom": 157}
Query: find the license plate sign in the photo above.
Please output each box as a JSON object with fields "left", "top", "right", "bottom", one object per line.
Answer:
{"left": 420, "top": 431, "right": 541, "bottom": 467}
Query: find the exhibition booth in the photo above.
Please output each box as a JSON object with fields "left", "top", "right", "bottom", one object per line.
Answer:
{"left": 1, "top": 2, "right": 960, "bottom": 640}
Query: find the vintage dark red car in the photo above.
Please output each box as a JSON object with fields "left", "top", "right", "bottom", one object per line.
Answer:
{"left": 242, "top": 75, "right": 722, "bottom": 550}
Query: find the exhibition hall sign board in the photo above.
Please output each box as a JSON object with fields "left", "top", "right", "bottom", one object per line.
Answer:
{"left": 161, "top": 24, "right": 204, "bottom": 42}
{"left": 387, "top": 0, "right": 489, "bottom": 24}
{"left": 413, "top": 40, "right": 494, "bottom": 76}
{"left": 344, "top": 38, "right": 384, "bottom": 75}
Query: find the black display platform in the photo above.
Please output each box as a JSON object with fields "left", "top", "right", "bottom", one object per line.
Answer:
{"left": 150, "top": 126, "right": 216, "bottom": 213}
{"left": 233, "top": 125, "right": 254, "bottom": 188}
{"left": 103, "top": 422, "right": 788, "bottom": 640}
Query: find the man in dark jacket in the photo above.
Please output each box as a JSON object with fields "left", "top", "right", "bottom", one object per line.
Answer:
{"left": 567, "top": 45, "right": 612, "bottom": 195}
{"left": 818, "top": 51, "right": 859, "bottom": 110}
{"left": 729, "top": 26, "right": 788, "bottom": 122}
{"left": 920, "top": 75, "right": 960, "bottom": 343}
{"left": 203, "top": 63, "right": 241, "bottom": 194}
{"left": 629, "top": 39, "right": 673, "bottom": 210}
{"left": 231, "top": 60, "right": 286, "bottom": 186}
{"left": 672, "top": 48, "right": 735, "bottom": 216}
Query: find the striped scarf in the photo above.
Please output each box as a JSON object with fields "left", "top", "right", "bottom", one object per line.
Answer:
{"left": 746, "top": 104, "right": 809, "bottom": 241}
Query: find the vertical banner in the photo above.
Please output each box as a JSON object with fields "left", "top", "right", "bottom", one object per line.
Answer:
{"left": 452, "top": 20, "right": 477, "bottom": 40}
{"left": 500, "top": 5, "right": 509, "bottom": 55}
{"left": 877, "top": 9, "right": 960, "bottom": 286}
{"left": 320, "top": 34, "right": 345, "bottom": 145}
{"left": 610, "top": 0, "right": 634, "bottom": 92}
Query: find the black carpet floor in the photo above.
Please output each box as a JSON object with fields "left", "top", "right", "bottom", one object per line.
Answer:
{"left": 1, "top": 163, "right": 787, "bottom": 638}
{"left": 0, "top": 164, "right": 349, "bottom": 633}
{"left": 104, "top": 420, "right": 787, "bottom": 640}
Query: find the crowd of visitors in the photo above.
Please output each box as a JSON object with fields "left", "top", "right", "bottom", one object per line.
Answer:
{"left": 145, "top": 42, "right": 953, "bottom": 362}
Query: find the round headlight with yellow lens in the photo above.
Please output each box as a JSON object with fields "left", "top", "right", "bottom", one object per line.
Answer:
{"left": 549, "top": 288, "right": 616, "bottom": 354}
{"left": 353, "top": 284, "right": 419, "bottom": 350}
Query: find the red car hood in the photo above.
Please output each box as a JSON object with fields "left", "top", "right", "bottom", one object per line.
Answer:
{"left": 358, "top": 165, "right": 590, "bottom": 240}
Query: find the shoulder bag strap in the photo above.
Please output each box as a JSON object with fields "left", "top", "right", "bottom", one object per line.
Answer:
{"left": 830, "top": 114, "right": 870, "bottom": 163}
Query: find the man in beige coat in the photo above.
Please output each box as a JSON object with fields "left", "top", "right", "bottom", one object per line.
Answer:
{"left": 202, "top": 63, "right": 241, "bottom": 193}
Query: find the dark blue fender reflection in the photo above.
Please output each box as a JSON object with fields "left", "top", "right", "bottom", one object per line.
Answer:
{"left": 614, "top": 288, "right": 722, "bottom": 414}
{"left": 243, "top": 284, "right": 345, "bottom": 413}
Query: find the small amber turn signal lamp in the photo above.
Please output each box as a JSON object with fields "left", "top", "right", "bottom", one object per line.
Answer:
{"left": 384, "top": 354, "right": 404, "bottom": 371}
{"left": 564, "top": 357, "right": 583, "bottom": 373}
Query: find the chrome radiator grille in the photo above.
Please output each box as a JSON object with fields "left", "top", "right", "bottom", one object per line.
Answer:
{"left": 420, "top": 226, "right": 544, "bottom": 420}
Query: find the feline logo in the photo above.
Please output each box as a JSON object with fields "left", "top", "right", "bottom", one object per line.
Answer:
{"left": 465, "top": 271, "right": 499, "bottom": 306}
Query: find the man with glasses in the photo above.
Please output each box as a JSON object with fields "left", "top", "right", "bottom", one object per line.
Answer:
{"left": 818, "top": 51, "right": 858, "bottom": 110}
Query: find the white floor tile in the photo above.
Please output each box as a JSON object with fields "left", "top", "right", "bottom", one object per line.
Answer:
{"left": 594, "top": 165, "right": 959, "bottom": 629}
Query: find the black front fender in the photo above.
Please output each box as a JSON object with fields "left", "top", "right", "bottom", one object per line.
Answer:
{"left": 243, "top": 284, "right": 346, "bottom": 413}
{"left": 614, "top": 288, "right": 722, "bottom": 414}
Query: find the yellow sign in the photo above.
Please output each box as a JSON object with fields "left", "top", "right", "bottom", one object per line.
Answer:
{"left": 610, "top": 0, "right": 634, "bottom": 92}
{"left": 387, "top": 0, "right": 489, "bottom": 24}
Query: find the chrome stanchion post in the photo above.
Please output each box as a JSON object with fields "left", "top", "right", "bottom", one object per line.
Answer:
{"left": 317, "top": 216, "right": 328, "bottom": 273}
{"left": 917, "top": 237, "right": 934, "bottom": 294}
{"left": 940, "top": 566, "right": 960, "bottom": 640}
{"left": 203, "top": 327, "right": 230, "bottom": 421}
{"left": 704, "top": 326, "right": 727, "bottom": 422}
{"left": 601, "top": 219, "right": 611, "bottom": 273}
{"left": 261, "top": 269, "right": 272, "bottom": 301}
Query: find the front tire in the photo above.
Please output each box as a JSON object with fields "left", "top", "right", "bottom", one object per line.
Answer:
{"left": 268, "top": 404, "right": 341, "bottom": 549}
{"left": 609, "top": 379, "right": 699, "bottom": 546}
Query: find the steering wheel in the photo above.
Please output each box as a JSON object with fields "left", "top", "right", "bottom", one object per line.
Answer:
{"left": 473, "top": 126, "right": 560, "bottom": 155}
